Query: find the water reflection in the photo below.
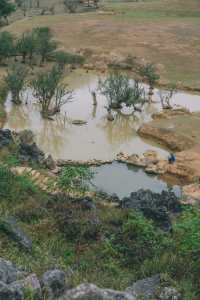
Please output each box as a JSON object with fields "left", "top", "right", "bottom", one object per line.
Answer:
{"left": 91, "top": 162, "right": 181, "bottom": 199}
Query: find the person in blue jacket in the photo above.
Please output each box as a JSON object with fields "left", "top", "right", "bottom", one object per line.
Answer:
{"left": 168, "top": 153, "right": 176, "bottom": 164}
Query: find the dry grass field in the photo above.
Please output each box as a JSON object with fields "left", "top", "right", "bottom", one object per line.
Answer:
{"left": 2, "top": 0, "right": 200, "bottom": 88}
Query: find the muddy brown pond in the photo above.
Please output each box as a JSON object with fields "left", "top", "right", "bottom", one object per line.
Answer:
{"left": 4, "top": 69, "right": 200, "bottom": 196}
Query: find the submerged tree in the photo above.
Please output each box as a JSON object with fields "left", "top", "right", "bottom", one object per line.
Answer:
{"left": 98, "top": 73, "right": 145, "bottom": 120}
{"left": 4, "top": 63, "right": 28, "bottom": 104}
{"left": 159, "top": 84, "right": 177, "bottom": 109}
{"left": 139, "top": 63, "right": 160, "bottom": 102}
{"left": 31, "top": 65, "right": 73, "bottom": 118}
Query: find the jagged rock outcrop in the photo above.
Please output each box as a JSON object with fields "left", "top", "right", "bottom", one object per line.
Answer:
{"left": 120, "top": 189, "right": 181, "bottom": 229}
{"left": 42, "top": 269, "right": 67, "bottom": 299}
{"left": 0, "top": 129, "right": 14, "bottom": 149}
{"left": 0, "top": 217, "right": 32, "bottom": 251}
{"left": 126, "top": 274, "right": 161, "bottom": 299}
{"left": 0, "top": 258, "right": 181, "bottom": 300}
{"left": 58, "top": 283, "right": 136, "bottom": 300}
{"left": 0, "top": 259, "right": 25, "bottom": 284}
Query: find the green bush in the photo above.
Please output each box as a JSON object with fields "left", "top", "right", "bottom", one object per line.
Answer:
{"left": 58, "top": 165, "right": 93, "bottom": 189}
{"left": 53, "top": 51, "right": 85, "bottom": 68}
{"left": 0, "top": 166, "right": 36, "bottom": 201}
{"left": 109, "top": 211, "right": 165, "bottom": 266}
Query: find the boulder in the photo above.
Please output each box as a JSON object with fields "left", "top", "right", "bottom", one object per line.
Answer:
{"left": 44, "top": 154, "right": 57, "bottom": 170}
{"left": 159, "top": 287, "right": 181, "bottom": 300}
{"left": 58, "top": 283, "right": 136, "bottom": 300}
{"left": 18, "top": 142, "right": 45, "bottom": 164}
{"left": 77, "top": 197, "right": 96, "bottom": 210}
{"left": 120, "top": 189, "right": 181, "bottom": 229}
{"left": 0, "top": 281, "right": 14, "bottom": 300}
{"left": 0, "top": 217, "right": 32, "bottom": 251}
{"left": 0, "top": 129, "right": 13, "bottom": 149}
{"left": 42, "top": 269, "right": 66, "bottom": 299}
{"left": 0, "top": 258, "right": 25, "bottom": 284}
{"left": 126, "top": 274, "right": 160, "bottom": 299}
{"left": 9, "top": 274, "right": 42, "bottom": 300}
{"left": 18, "top": 130, "right": 34, "bottom": 145}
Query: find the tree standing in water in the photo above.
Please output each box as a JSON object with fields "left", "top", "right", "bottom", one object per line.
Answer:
{"left": 139, "top": 63, "right": 160, "bottom": 102}
{"left": 4, "top": 63, "right": 28, "bottom": 105}
{"left": 31, "top": 64, "right": 73, "bottom": 118}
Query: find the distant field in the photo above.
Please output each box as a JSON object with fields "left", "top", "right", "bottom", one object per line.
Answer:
{"left": 3, "top": 0, "right": 200, "bottom": 88}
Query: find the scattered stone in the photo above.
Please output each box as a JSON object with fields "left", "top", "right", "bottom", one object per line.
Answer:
{"left": 126, "top": 274, "right": 160, "bottom": 299}
{"left": 0, "top": 258, "right": 25, "bottom": 284}
{"left": 58, "top": 283, "right": 136, "bottom": 300}
{"left": 42, "top": 269, "right": 66, "bottom": 298}
{"left": 0, "top": 217, "right": 32, "bottom": 251}
{"left": 71, "top": 120, "right": 87, "bottom": 125}
{"left": 44, "top": 154, "right": 57, "bottom": 170}
{"left": 117, "top": 152, "right": 146, "bottom": 167}
{"left": 120, "top": 189, "right": 181, "bottom": 229}
{"left": 56, "top": 158, "right": 113, "bottom": 167}
{"left": 0, "top": 281, "right": 14, "bottom": 300}
{"left": 159, "top": 287, "right": 181, "bottom": 300}
{"left": 0, "top": 129, "right": 13, "bottom": 149}
{"left": 77, "top": 196, "right": 96, "bottom": 210}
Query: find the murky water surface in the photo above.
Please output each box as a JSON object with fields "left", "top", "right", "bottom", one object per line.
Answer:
{"left": 4, "top": 69, "right": 200, "bottom": 160}
{"left": 91, "top": 162, "right": 181, "bottom": 199}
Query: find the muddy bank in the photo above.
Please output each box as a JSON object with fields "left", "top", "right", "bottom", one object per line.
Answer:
{"left": 136, "top": 110, "right": 200, "bottom": 190}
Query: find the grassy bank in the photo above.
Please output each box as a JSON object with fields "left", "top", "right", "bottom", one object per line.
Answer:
{"left": 2, "top": 0, "right": 200, "bottom": 89}
{"left": 0, "top": 156, "right": 200, "bottom": 298}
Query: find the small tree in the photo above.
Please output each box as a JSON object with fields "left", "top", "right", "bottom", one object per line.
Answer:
{"left": 0, "top": 31, "right": 14, "bottom": 64}
{"left": 31, "top": 65, "right": 73, "bottom": 118}
{"left": 159, "top": 84, "right": 177, "bottom": 109}
{"left": 34, "top": 27, "right": 57, "bottom": 65}
{"left": 5, "top": 63, "right": 28, "bottom": 104}
{"left": 16, "top": 31, "right": 37, "bottom": 63}
{"left": 0, "top": 0, "right": 15, "bottom": 24}
{"left": 139, "top": 63, "right": 160, "bottom": 102}
{"left": 98, "top": 73, "right": 145, "bottom": 118}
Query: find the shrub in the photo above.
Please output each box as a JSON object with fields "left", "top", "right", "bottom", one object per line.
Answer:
{"left": 98, "top": 72, "right": 145, "bottom": 111}
{"left": 16, "top": 31, "right": 37, "bottom": 63}
{"left": 109, "top": 211, "right": 165, "bottom": 266}
{"left": 4, "top": 63, "right": 28, "bottom": 104}
{"left": 31, "top": 64, "right": 73, "bottom": 118}
{"left": 58, "top": 165, "right": 93, "bottom": 189}
{"left": 33, "top": 27, "right": 57, "bottom": 65}
{"left": 0, "top": 166, "right": 36, "bottom": 201}
{"left": 53, "top": 51, "right": 85, "bottom": 69}
{"left": 0, "top": 31, "right": 14, "bottom": 64}
{"left": 139, "top": 63, "right": 160, "bottom": 89}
